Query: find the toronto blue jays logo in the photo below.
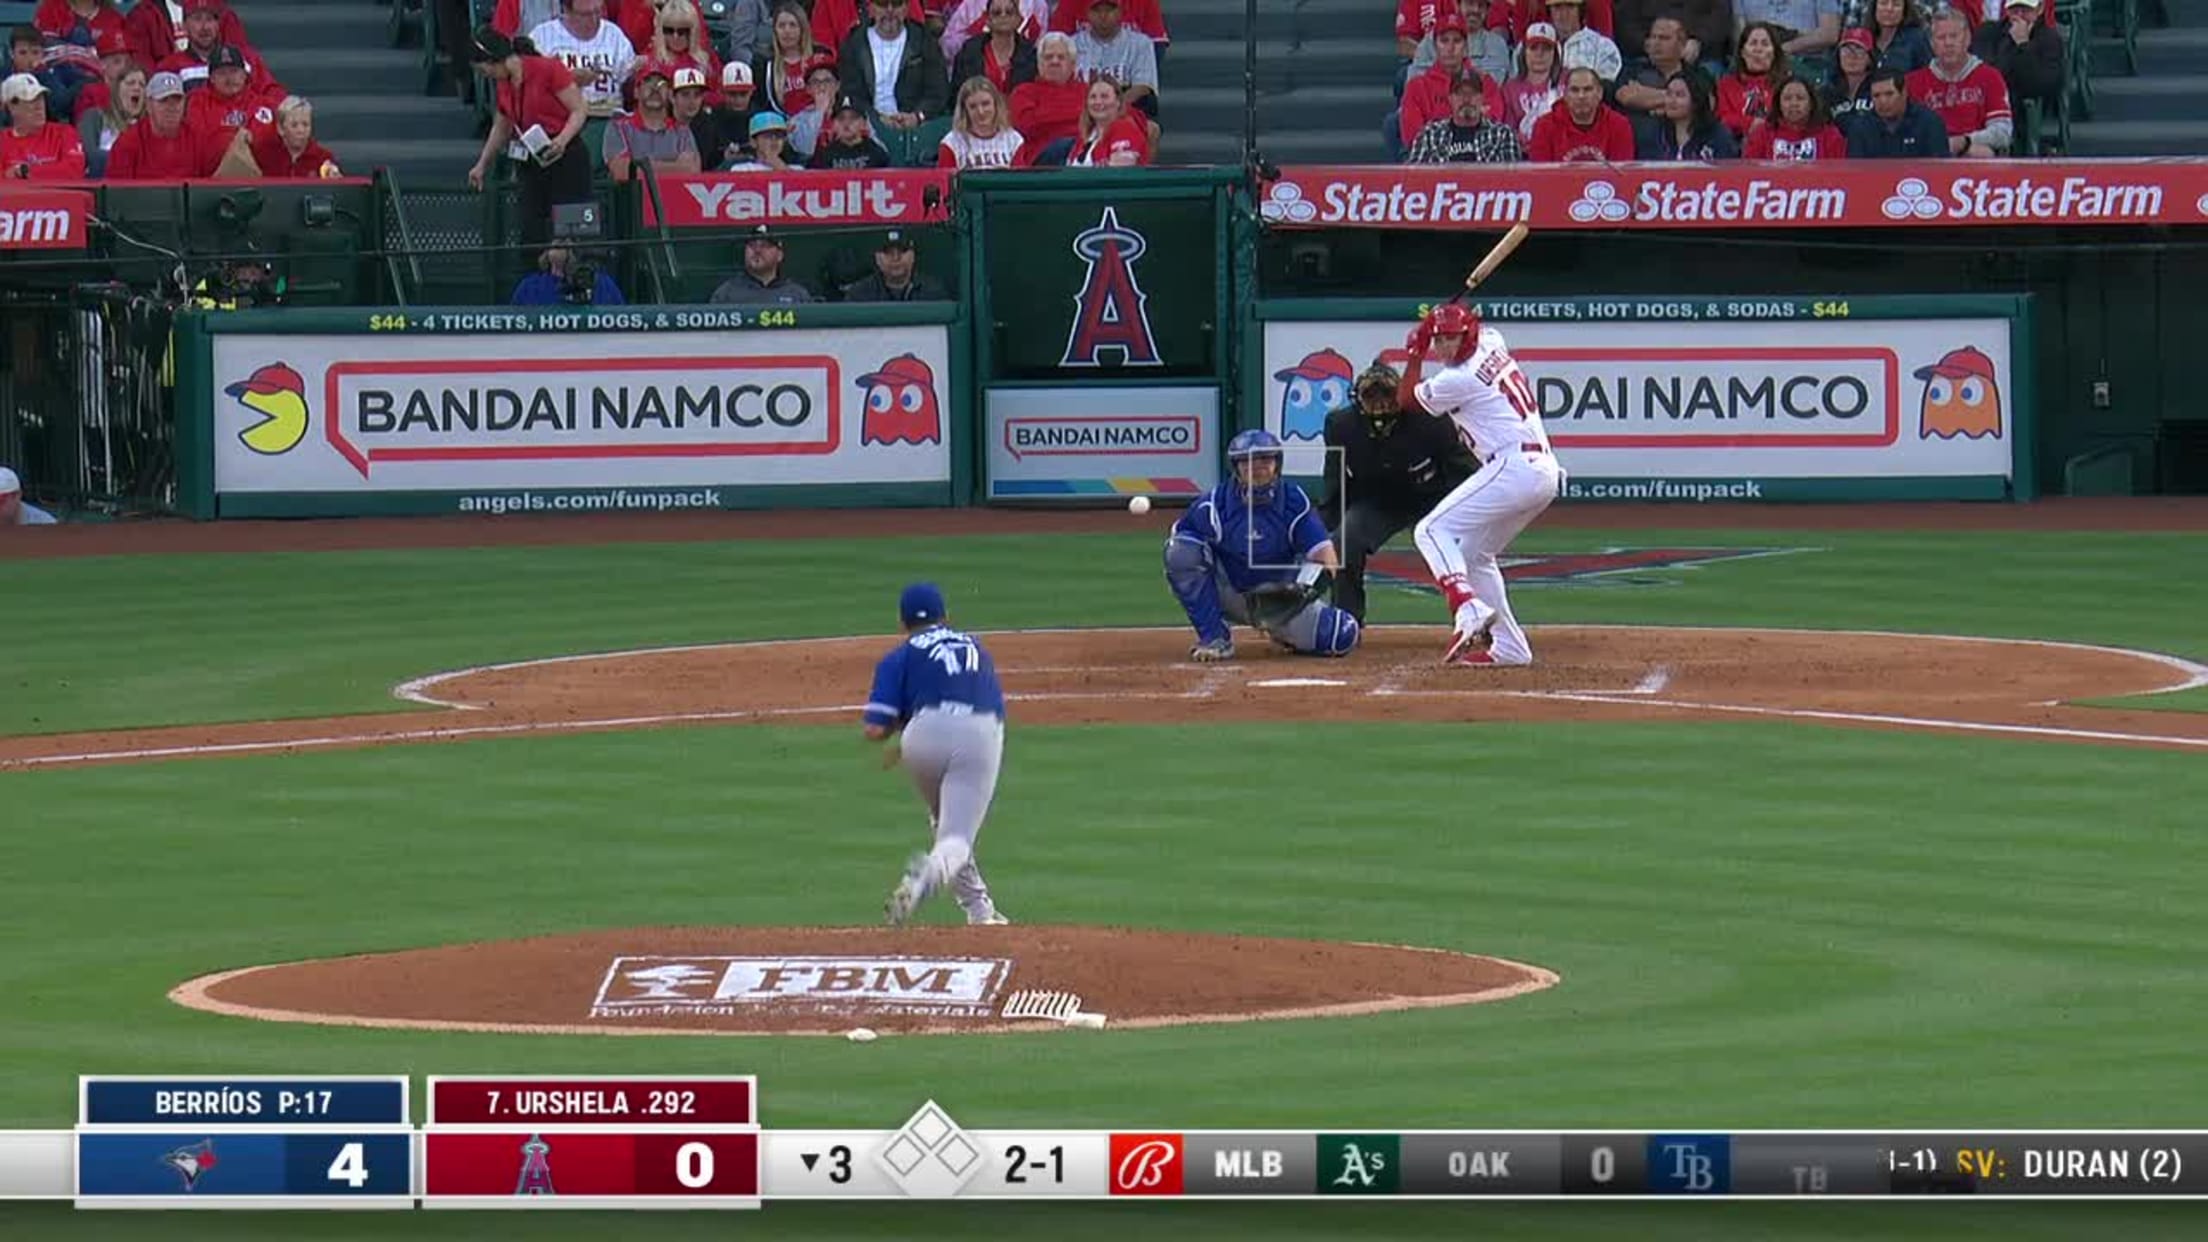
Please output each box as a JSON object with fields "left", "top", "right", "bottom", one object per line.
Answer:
{"left": 160, "top": 1140, "right": 219, "bottom": 1192}
{"left": 1060, "top": 206, "right": 1161, "bottom": 369}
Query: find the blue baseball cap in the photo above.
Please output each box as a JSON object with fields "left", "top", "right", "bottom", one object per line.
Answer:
{"left": 899, "top": 582, "right": 946, "bottom": 627}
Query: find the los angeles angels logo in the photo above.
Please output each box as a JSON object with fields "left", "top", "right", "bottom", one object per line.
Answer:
{"left": 1060, "top": 206, "right": 1162, "bottom": 368}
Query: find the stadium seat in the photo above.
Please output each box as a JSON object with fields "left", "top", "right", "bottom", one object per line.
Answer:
{"left": 906, "top": 115, "right": 954, "bottom": 167}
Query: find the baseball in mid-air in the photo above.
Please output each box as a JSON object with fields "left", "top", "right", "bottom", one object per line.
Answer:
{"left": 1128, "top": 495, "right": 1151, "bottom": 515}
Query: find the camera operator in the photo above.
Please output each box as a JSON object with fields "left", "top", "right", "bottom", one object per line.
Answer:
{"left": 510, "top": 244, "right": 626, "bottom": 305}
{"left": 190, "top": 258, "right": 285, "bottom": 310}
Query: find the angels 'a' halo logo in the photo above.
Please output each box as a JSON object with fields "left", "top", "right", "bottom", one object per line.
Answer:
{"left": 1060, "top": 206, "right": 1163, "bottom": 368}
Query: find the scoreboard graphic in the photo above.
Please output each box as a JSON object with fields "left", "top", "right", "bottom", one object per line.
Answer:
{"left": 27, "top": 1075, "right": 2206, "bottom": 1207}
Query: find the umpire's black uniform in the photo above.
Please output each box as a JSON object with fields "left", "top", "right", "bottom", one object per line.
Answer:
{"left": 1320, "top": 367, "right": 1479, "bottom": 624}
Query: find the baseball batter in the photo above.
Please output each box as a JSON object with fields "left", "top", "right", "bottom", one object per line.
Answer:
{"left": 1164, "top": 430, "right": 1360, "bottom": 661}
{"left": 865, "top": 582, "right": 1011, "bottom": 927}
{"left": 1396, "top": 304, "right": 1563, "bottom": 666}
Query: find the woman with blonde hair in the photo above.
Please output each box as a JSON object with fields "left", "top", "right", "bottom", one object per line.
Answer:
{"left": 77, "top": 61, "right": 143, "bottom": 177}
{"left": 1067, "top": 77, "right": 1147, "bottom": 166}
{"left": 752, "top": 0, "right": 825, "bottom": 115}
{"left": 640, "top": 0, "right": 726, "bottom": 105}
{"left": 937, "top": 75, "right": 1024, "bottom": 168}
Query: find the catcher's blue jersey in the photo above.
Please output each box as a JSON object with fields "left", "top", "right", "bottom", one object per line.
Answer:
{"left": 863, "top": 625, "right": 1006, "bottom": 729}
{"left": 1170, "top": 482, "right": 1331, "bottom": 593}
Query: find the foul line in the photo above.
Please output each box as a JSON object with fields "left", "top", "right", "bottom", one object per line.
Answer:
{"left": 1512, "top": 691, "right": 2208, "bottom": 750}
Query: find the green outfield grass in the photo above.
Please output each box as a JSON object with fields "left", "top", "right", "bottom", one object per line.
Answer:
{"left": 3, "top": 526, "right": 2205, "bottom": 1238}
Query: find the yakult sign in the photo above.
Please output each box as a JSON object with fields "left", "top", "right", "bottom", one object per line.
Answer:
{"left": 645, "top": 170, "right": 953, "bottom": 227}
{"left": 1261, "top": 300, "right": 2026, "bottom": 498}
{"left": 1259, "top": 160, "right": 2208, "bottom": 231}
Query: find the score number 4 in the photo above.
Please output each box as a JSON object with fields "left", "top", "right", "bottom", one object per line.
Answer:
{"left": 328, "top": 1142, "right": 370, "bottom": 1188}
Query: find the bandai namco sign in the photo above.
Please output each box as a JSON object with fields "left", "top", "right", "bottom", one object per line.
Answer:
{"left": 590, "top": 955, "right": 1012, "bottom": 1020}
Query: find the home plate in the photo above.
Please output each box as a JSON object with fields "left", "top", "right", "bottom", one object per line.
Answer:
{"left": 1249, "top": 677, "right": 1349, "bottom": 688}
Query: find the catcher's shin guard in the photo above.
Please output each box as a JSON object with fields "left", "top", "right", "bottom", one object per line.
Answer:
{"left": 1163, "top": 536, "right": 1232, "bottom": 646}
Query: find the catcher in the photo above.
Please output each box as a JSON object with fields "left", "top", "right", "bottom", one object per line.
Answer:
{"left": 1322, "top": 359, "right": 1479, "bottom": 624}
{"left": 1163, "top": 429, "right": 1360, "bottom": 661}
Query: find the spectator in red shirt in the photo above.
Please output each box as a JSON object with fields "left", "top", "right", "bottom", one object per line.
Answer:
{"left": 1067, "top": 77, "right": 1146, "bottom": 164}
{"left": 1743, "top": 76, "right": 1846, "bottom": 159}
{"left": 811, "top": 0, "right": 926, "bottom": 51}
{"left": 33, "top": 0, "right": 124, "bottom": 46}
{"left": 2, "top": 72, "right": 86, "bottom": 178}
{"left": 1907, "top": 8, "right": 2010, "bottom": 155}
{"left": 1046, "top": 0, "right": 1166, "bottom": 46}
{"left": 103, "top": 69, "right": 215, "bottom": 177}
{"left": 157, "top": 10, "right": 275, "bottom": 95}
{"left": 68, "top": 27, "right": 133, "bottom": 121}
{"left": 1397, "top": 0, "right": 1457, "bottom": 58}
{"left": 1393, "top": 14, "right": 1502, "bottom": 160}
{"left": 937, "top": 75, "right": 1026, "bottom": 167}
{"left": 243, "top": 95, "right": 340, "bottom": 178}
{"left": 752, "top": 1, "right": 828, "bottom": 115}
{"left": 124, "top": 0, "right": 246, "bottom": 76}
{"left": 184, "top": 45, "right": 280, "bottom": 150}
{"left": 1009, "top": 30, "right": 1085, "bottom": 151}
{"left": 466, "top": 26, "right": 591, "bottom": 247}
{"left": 1527, "top": 64, "right": 1633, "bottom": 161}
{"left": 1718, "top": 20, "right": 1788, "bottom": 136}
{"left": 953, "top": 0, "right": 1038, "bottom": 96}
{"left": 1501, "top": 21, "right": 1565, "bottom": 143}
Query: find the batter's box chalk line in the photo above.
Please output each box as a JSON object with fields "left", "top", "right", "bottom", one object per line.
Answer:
{"left": 1000, "top": 990, "right": 1108, "bottom": 1029}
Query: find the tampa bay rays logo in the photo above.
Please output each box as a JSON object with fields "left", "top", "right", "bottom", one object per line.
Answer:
{"left": 1060, "top": 206, "right": 1162, "bottom": 369}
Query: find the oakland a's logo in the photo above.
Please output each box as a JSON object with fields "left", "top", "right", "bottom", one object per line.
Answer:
{"left": 1060, "top": 206, "right": 1161, "bottom": 369}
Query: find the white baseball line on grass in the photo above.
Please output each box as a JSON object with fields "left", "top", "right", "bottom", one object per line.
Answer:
{"left": 1503, "top": 691, "right": 2208, "bottom": 750}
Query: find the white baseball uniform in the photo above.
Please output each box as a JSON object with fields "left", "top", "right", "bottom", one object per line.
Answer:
{"left": 1410, "top": 325, "right": 1563, "bottom": 665}
{"left": 528, "top": 17, "right": 639, "bottom": 116}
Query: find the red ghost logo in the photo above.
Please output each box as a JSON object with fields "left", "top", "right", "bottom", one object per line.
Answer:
{"left": 857, "top": 353, "right": 942, "bottom": 446}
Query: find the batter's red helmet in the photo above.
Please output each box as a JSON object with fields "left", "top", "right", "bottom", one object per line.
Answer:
{"left": 1425, "top": 303, "right": 1480, "bottom": 363}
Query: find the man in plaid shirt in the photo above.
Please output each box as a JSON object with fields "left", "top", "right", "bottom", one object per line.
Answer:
{"left": 1407, "top": 68, "right": 1525, "bottom": 162}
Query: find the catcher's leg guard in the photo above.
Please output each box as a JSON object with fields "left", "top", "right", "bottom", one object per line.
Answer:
{"left": 1268, "top": 601, "right": 1361, "bottom": 656}
{"left": 1163, "top": 535, "right": 1232, "bottom": 646}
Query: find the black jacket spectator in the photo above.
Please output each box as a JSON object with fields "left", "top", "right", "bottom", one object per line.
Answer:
{"left": 1638, "top": 116, "right": 1738, "bottom": 158}
{"left": 1970, "top": 16, "right": 2063, "bottom": 116}
{"left": 951, "top": 29, "right": 1036, "bottom": 93}
{"left": 838, "top": 20, "right": 950, "bottom": 119}
{"left": 842, "top": 270, "right": 950, "bottom": 301}
{"left": 1846, "top": 95, "right": 1947, "bottom": 157}
{"left": 1319, "top": 374, "right": 1478, "bottom": 624}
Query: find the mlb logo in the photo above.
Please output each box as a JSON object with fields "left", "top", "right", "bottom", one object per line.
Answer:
{"left": 1646, "top": 1134, "right": 1730, "bottom": 1194}
{"left": 1108, "top": 1134, "right": 1183, "bottom": 1195}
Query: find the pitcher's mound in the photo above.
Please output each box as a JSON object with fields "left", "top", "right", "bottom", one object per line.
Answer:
{"left": 172, "top": 926, "right": 1558, "bottom": 1037}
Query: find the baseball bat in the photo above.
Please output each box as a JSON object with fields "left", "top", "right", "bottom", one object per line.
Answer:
{"left": 1460, "top": 221, "right": 1530, "bottom": 298}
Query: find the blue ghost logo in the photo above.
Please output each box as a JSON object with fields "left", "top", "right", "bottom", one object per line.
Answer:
{"left": 1273, "top": 349, "right": 1355, "bottom": 441}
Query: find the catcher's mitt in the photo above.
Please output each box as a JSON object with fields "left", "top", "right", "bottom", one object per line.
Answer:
{"left": 1243, "top": 573, "right": 1331, "bottom": 629}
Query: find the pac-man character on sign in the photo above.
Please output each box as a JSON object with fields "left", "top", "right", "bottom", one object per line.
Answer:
{"left": 224, "top": 363, "right": 309, "bottom": 455}
{"left": 1915, "top": 346, "right": 2003, "bottom": 440}
{"left": 858, "top": 354, "right": 943, "bottom": 446}
{"left": 1273, "top": 348, "right": 1355, "bottom": 441}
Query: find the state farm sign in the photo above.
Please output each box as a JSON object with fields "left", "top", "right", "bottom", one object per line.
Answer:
{"left": 646, "top": 170, "right": 953, "bottom": 228}
{"left": 0, "top": 189, "right": 92, "bottom": 250}
{"left": 1259, "top": 160, "right": 2208, "bottom": 231}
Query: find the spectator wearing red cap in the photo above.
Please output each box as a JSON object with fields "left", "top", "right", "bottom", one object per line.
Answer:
{"left": 1972, "top": 0, "right": 2061, "bottom": 144}
{"left": 1406, "top": 0, "right": 1511, "bottom": 86}
{"left": 1393, "top": 13, "right": 1502, "bottom": 160}
{"left": 1743, "top": 76, "right": 1846, "bottom": 159}
{"left": 67, "top": 27, "right": 133, "bottom": 121}
{"left": 1501, "top": 21, "right": 1565, "bottom": 144}
{"left": 103, "top": 69, "right": 216, "bottom": 177}
{"left": 528, "top": 0, "right": 636, "bottom": 118}
{"left": 1407, "top": 68, "right": 1525, "bottom": 163}
{"left": 1718, "top": 21, "right": 1787, "bottom": 135}
{"left": 812, "top": 0, "right": 927, "bottom": 51}
{"left": 242, "top": 95, "right": 340, "bottom": 177}
{"left": 839, "top": 0, "right": 950, "bottom": 129}
{"left": 942, "top": 0, "right": 1046, "bottom": 60}
{"left": 125, "top": 1, "right": 246, "bottom": 77}
{"left": 467, "top": 26, "right": 591, "bottom": 248}
{"left": 1066, "top": 76, "right": 1147, "bottom": 164}
{"left": 1527, "top": 63, "right": 1633, "bottom": 161}
{"left": 605, "top": 62, "right": 700, "bottom": 180}
{"left": 1908, "top": 7, "right": 2009, "bottom": 155}
{"left": 753, "top": 1, "right": 829, "bottom": 115}
{"left": 1865, "top": 0, "right": 1931, "bottom": 73}
{"left": 1636, "top": 65, "right": 1737, "bottom": 158}
{"left": 938, "top": 75, "right": 1024, "bottom": 167}
{"left": 1009, "top": 30, "right": 1085, "bottom": 151}
{"left": 1, "top": 72, "right": 86, "bottom": 177}
{"left": 951, "top": 0, "right": 1039, "bottom": 95}
{"left": 184, "top": 44, "right": 281, "bottom": 150}
{"left": 157, "top": 13, "right": 275, "bottom": 95}
{"left": 1825, "top": 26, "right": 1877, "bottom": 126}
{"left": 77, "top": 59, "right": 141, "bottom": 173}
{"left": 1045, "top": 0, "right": 1166, "bottom": 47}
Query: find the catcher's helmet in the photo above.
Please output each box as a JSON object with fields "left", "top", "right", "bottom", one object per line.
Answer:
{"left": 1426, "top": 302, "right": 1481, "bottom": 364}
{"left": 1226, "top": 428, "right": 1285, "bottom": 504}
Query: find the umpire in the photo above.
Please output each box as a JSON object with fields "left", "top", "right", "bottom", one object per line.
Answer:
{"left": 1321, "top": 360, "right": 1478, "bottom": 624}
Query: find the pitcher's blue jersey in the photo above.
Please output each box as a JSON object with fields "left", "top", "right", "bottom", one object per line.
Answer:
{"left": 1170, "top": 481, "right": 1332, "bottom": 593}
{"left": 863, "top": 625, "right": 1006, "bottom": 729}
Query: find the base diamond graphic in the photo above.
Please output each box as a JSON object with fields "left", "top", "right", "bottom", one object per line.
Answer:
{"left": 875, "top": 1100, "right": 985, "bottom": 1198}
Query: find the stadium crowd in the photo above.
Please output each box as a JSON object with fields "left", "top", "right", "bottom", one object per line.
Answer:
{"left": 1388, "top": 0, "right": 2069, "bottom": 161}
